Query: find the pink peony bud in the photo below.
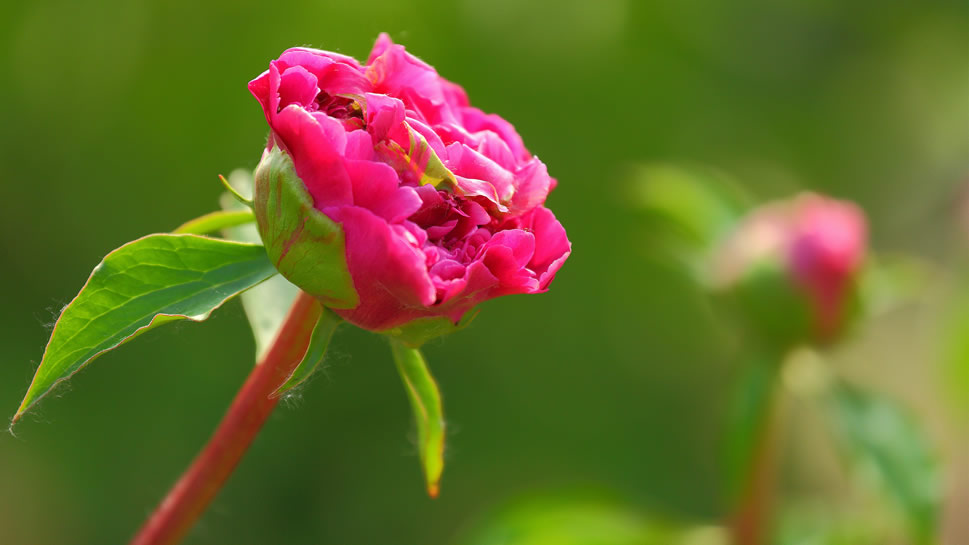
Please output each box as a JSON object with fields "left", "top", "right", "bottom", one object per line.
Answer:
{"left": 248, "top": 34, "right": 570, "bottom": 344}
{"left": 713, "top": 193, "right": 867, "bottom": 344}
{"left": 787, "top": 194, "right": 867, "bottom": 341}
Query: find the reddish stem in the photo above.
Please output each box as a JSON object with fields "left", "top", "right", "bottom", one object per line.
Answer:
{"left": 130, "top": 292, "right": 321, "bottom": 545}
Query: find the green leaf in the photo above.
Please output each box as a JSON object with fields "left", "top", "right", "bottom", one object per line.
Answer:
{"left": 254, "top": 145, "right": 359, "bottom": 309}
{"left": 272, "top": 308, "right": 341, "bottom": 396}
{"left": 13, "top": 234, "right": 277, "bottom": 423}
{"left": 220, "top": 169, "right": 301, "bottom": 360}
{"left": 389, "top": 340, "right": 445, "bottom": 497}
{"left": 173, "top": 209, "right": 255, "bottom": 235}
{"left": 826, "top": 380, "right": 940, "bottom": 545}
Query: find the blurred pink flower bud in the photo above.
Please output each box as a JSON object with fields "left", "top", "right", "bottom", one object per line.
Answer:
{"left": 787, "top": 194, "right": 867, "bottom": 340}
{"left": 713, "top": 193, "right": 867, "bottom": 344}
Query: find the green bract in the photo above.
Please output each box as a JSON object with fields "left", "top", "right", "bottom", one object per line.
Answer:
{"left": 273, "top": 307, "right": 342, "bottom": 397}
{"left": 253, "top": 145, "right": 359, "bottom": 309}
{"left": 379, "top": 309, "right": 480, "bottom": 349}
{"left": 390, "top": 340, "right": 446, "bottom": 497}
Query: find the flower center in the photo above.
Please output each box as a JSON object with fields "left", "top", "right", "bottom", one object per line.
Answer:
{"left": 315, "top": 92, "right": 363, "bottom": 121}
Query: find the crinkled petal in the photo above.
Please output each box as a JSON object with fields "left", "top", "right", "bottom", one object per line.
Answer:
{"left": 524, "top": 206, "right": 571, "bottom": 288}
{"left": 446, "top": 142, "right": 515, "bottom": 203}
{"left": 461, "top": 106, "right": 530, "bottom": 162}
{"left": 278, "top": 47, "right": 362, "bottom": 75}
{"left": 316, "top": 62, "right": 371, "bottom": 96}
{"left": 345, "top": 159, "right": 422, "bottom": 223}
{"left": 366, "top": 34, "right": 460, "bottom": 125}
{"left": 326, "top": 205, "right": 436, "bottom": 329}
{"left": 508, "top": 158, "right": 553, "bottom": 215}
{"left": 271, "top": 106, "right": 353, "bottom": 208}
{"left": 277, "top": 65, "right": 319, "bottom": 111}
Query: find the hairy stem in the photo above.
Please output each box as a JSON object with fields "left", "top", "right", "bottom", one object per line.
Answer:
{"left": 130, "top": 291, "right": 321, "bottom": 545}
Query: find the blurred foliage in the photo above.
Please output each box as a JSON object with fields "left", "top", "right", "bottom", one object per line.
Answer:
{"left": 456, "top": 495, "right": 726, "bottom": 545}
{"left": 825, "top": 380, "right": 941, "bottom": 544}
{"left": 1, "top": 0, "right": 966, "bottom": 544}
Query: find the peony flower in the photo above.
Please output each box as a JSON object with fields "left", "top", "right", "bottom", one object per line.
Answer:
{"left": 713, "top": 193, "right": 867, "bottom": 343}
{"left": 248, "top": 34, "right": 570, "bottom": 343}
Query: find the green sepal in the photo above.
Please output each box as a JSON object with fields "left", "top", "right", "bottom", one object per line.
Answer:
{"left": 220, "top": 173, "right": 254, "bottom": 207}
{"left": 389, "top": 340, "right": 446, "bottom": 497}
{"left": 713, "top": 260, "right": 813, "bottom": 352}
{"left": 253, "top": 145, "right": 359, "bottom": 309}
{"left": 13, "top": 234, "right": 278, "bottom": 424}
{"left": 379, "top": 309, "right": 479, "bottom": 348}
{"left": 272, "top": 307, "right": 342, "bottom": 397}
{"left": 219, "top": 169, "right": 302, "bottom": 361}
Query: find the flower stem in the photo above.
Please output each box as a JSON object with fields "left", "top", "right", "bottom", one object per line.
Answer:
{"left": 728, "top": 380, "right": 782, "bottom": 545}
{"left": 130, "top": 291, "right": 321, "bottom": 545}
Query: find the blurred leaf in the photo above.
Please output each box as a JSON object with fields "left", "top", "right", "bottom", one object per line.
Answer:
{"left": 723, "top": 355, "right": 779, "bottom": 502}
{"left": 943, "top": 280, "right": 969, "bottom": 419}
{"left": 630, "top": 164, "right": 750, "bottom": 278}
{"left": 858, "top": 254, "right": 935, "bottom": 318}
{"left": 272, "top": 307, "right": 341, "bottom": 397}
{"left": 13, "top": 234, "right": 277, "bottom": 423}
{"left": 389, "top": 340, "right": 445, "bottom": 497}
{"left": 459, "top": 495, "right": 727, "bottom": 545}
{"left": 775, "top": 505, "right": 899, "bottom": 545}
{"left": 173, "top": 209, "right": 255, "bottom": 235}
{"left": 825, "top": 380, "right": 940, "bottom": 545}
{"left": 220, "top": 169, "right": 302, "bottom": 360}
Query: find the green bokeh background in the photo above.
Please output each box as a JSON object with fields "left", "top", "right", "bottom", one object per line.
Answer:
{"left": 1, "top": 1, "right": 966, "bottom": 543}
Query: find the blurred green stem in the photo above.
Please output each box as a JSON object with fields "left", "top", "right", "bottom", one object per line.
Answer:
{"left": 727, "top": 357, "right": 783, "bottom": 545}
{"left": 129, "top": 291, "right": 321, "bottom": 545}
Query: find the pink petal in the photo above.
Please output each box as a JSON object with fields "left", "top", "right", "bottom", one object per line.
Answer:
{"left": 277, "top": 65, "right": 319, "bottom": 111}
{"left": 461, "top": 107, "right": 530, "bottom": 162}
{"left": 523, "top": 206, "right": 571, "bottom": 288}
{"left": 508, "top": 158, "right": 553, "bottom": 215}
{"left": 278, "top": 47, "right": 362, "bottom": 75}
{"left": 326, "top": 205, "right": 436, "bottom": 329}
{"left": 271, "top": 106, "right": 353, "bottom": 209}
{"left": 345, "top": 159, "right": 422, "bottom": 223}
{"left": 446, "top": 142, "right": 515, "bottom": 203}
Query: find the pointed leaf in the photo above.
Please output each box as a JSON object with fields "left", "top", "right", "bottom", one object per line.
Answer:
{"left": 826, "top": 380, "right": 940, "bottom": 545}
{"left": 390, "top": 340, "right": 445, "bottom": 497}
{"left": 14, "top": 234, "right": 278, "bottom": 422}
{"left": 273, "top": 308, "right": 341, "bottom": 396}
{"left": 220, "top": 169, "right": 301, "bottom": 360}
{"left": 173, "top": 209, "right": 255, "bottom": 235}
